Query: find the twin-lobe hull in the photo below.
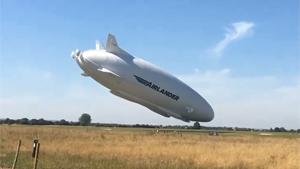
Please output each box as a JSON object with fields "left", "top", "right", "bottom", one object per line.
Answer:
{"left": 73, "top": 34, "right": 214, "bottom": 122}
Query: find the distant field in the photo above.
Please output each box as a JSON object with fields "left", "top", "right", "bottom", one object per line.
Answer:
{"left": 0, "top": 125, "right": 299, "bottom": 169}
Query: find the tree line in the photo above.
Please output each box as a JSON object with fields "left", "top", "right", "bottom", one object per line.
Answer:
{"left": 0, "top": 114, "right": 299, "bottom": 133}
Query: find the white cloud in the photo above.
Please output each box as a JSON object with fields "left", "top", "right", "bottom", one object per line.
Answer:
{"left": 211, "top": 21, "right": 255, "bottom": 58}
{"left": 178, "top": 69, "right": 300, "bottom": 129}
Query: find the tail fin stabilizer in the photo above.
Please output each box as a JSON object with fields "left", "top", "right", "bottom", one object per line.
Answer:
{"left": 106, "top": 34, "right": 134, "bottom": 61}
{"left": 106, "top": 34, "right": 118, "bottom": 50}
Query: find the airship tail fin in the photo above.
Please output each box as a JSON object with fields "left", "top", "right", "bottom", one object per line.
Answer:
{"left": 106, "top": 34, "right": 119, "bottom": 49}
{"left": 106, "top": 34, "right": 134, "bottom": 61}
{"left": 97, "top": 67, "right": 120, "bottom": 78}
{"left": 96, "top": 40, "right": 103, "bottom": 50}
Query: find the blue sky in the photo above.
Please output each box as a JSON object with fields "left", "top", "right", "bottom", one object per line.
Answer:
{"left": 0, "top": 0, "right": 299, "bottom": 129}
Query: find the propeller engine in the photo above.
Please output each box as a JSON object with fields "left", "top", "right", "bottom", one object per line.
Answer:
{"left": 71, "top": 49, "right": 81, "bottom": 59}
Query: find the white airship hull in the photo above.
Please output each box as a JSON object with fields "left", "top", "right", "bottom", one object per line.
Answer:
{"left": 73, "top": 34, "right": 214, "bottom": 122}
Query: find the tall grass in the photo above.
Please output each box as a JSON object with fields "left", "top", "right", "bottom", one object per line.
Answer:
{"left": 0, "top": 125, "right": 299, "bottom": 169}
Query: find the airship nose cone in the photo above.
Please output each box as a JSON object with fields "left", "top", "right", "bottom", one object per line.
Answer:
{"left": 196, "top": 99, "right": 214, "bottom": 122}
{"left": 205, "top": 104, "right": 214, "bottom": 122}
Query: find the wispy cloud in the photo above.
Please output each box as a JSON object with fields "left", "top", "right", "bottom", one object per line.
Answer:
{"left": 211, "top": 21, "right": 255, "bottom": 58}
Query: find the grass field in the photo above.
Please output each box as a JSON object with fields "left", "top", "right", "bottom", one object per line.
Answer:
{"left": 0, "top": 125, "right": 299, "bottom": 169}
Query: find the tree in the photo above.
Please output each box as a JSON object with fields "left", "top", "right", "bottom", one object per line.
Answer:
{"left": 30, "top": 119, "right": 38, "bottom": 125}
{"left": 20, "top": 118, "right": 29, "bottom": 124}
{"left": 279, "top": 127, "right": 287, "bottom": 132}
{"left": 193, "top": 121, "right": 201, "bottom": 129}
{"left": 274, "top": 127, "right": 286, "bottom": 132}
{"left": 57, "top": 119, "right": 69, "bottom": 125}
{"left": 79, "top": 113, "right": 91, "bottom": 126}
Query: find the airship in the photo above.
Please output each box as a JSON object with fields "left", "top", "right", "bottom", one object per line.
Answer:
{"left": 72, "top": 34, "right": 214, "bottom": 122}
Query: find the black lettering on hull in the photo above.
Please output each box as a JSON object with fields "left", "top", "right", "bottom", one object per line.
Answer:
{"left": 134, "top": 75, "right": 180, "bottom": 101}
